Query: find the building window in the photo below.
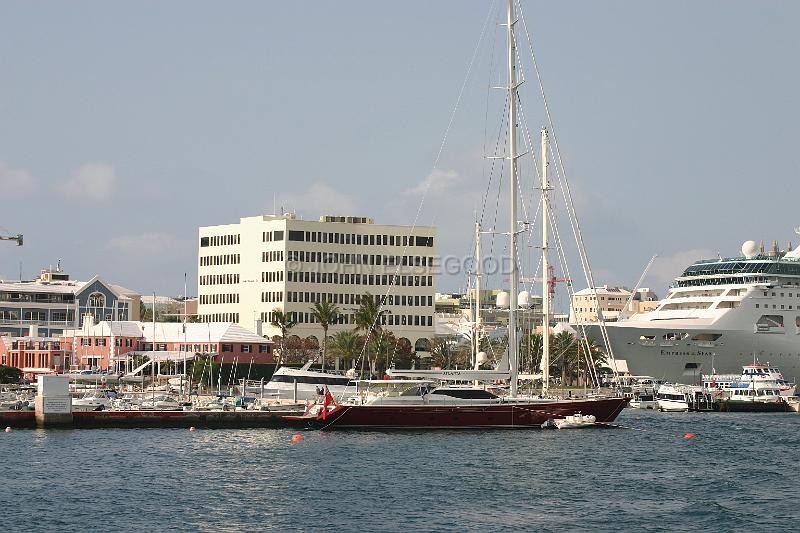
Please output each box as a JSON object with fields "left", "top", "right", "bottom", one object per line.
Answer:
{"left": 222, "top": 344, "right": 233, "bottom": 353}
{"left": 288, "top": 230, "right": 305, "bottom": 241}
{"left": 241, "top": 344, "right": 252, "bottom": 353}
{"left": 88, "top": 292, "right": 106, "bottom": 309}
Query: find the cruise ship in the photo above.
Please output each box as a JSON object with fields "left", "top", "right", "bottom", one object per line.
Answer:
{"left": 596, "top": 236, "right": 800, "bottom": 383}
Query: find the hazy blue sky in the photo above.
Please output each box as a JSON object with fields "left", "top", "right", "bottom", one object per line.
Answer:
{"left": 1, "top": 1, "right": 798, "bottom": 309}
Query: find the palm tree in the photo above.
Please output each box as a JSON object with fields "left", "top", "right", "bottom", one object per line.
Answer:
{"left": 269, "top": 309, "right": 296, "bottom": 365}
{"left": 370, "top": 331, "right": 397, "bottom": 375}
{"left": 309, "top": 299, "right": 340, "bottom": 369}
{"left": 354, "top": 292, "right": 390, "bottom": 376}
{"left": 329, "top": 330, "right": 363, "bottom": 372}
{"left": 429, "top": 337, "right": 453, "bottom": 369}
{"left": 550, "top": 331, "right": 579, "bottom": 387}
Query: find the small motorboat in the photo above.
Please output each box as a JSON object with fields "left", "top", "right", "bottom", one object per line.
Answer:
{"left": 140, "top": 395, "right": 181, "bottom": 410}
{"left": 553, "top": 413, "right": 597, "bottom": 429}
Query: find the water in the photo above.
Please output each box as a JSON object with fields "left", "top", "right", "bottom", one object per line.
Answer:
{"left": 2, "top": 410, "right": 798, "bottom": 532}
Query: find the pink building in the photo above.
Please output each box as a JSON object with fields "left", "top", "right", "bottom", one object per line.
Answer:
{"left": 65, "top": 320, "right": 275, "bottom": 372}
{"left": 0, "top": 335, "right": 67, "bottom": 379}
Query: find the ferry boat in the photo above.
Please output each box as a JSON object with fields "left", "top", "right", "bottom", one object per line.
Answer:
{"left": 703, "top": 363, "right": 796, "bottom": 397}
{"left": 716, "top": 383, "right": 788, "bottom": 412}
{"left": 598, "top": 236, "right": 800, "bottom": 383}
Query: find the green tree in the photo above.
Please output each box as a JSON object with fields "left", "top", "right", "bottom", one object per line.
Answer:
{"left": 329, "top": 330, "right": 363, "bottom": 371}
{"left": 354, "top": 292, "right": 390, "bottom": 376}
{"left": 0, "top": 365, "right": 22, "bottom": 384}
{"left": 309, "top": 299, "right": 340, "bottom": 369}
{"left": 269, "top": 309, "right": 296, "bottom": 365}
{"left": 370, "top": 331, "right": 397, "bottom": 375}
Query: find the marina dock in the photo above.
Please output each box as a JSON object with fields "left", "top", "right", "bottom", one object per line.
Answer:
{"left": 2, "top": 408, "right": 304, "bottom": 429}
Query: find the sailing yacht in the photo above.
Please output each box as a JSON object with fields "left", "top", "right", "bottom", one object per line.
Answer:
{"left": 287, "top": 0, "right": 629, "bottom": 429}
{"left": 596, "top": 237, "right": 800, "bottom": 383}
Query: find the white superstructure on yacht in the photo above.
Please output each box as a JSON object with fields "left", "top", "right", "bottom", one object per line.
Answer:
{"left": 596, "top": 236, "right": 800, "bottom": 383}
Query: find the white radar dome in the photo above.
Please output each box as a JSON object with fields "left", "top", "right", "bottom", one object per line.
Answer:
{"left": 517, "top": 291, "right": 531, "bottom": 308}
{"left": 496, "top": 291, "right": 510, "bottom": 309}
{"left": 741, "top": 240, "right": 759, "bottom": 259}
{"left": 476, "top": 351, "right": 488, "bottom": 365}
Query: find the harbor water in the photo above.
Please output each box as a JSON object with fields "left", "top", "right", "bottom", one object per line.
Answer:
{"left": 2, "top": 409, "right": 798, "bottom": 532}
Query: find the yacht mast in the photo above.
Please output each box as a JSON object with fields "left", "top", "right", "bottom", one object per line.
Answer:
{"left": 474, "top": 221, "right": 481, "bottom": 369}
{"left": 541, "top": 127, "right": 551, "bottom": 394}
{"left": 507, "top": 0, "right": 520, "bottom": 397}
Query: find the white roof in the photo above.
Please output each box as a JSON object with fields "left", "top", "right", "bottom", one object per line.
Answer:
{"left": 573, "top": 286, "right": 631, "bottom": 297}
{"left": 69, "top": 321, "right": 270, "bottom": 344}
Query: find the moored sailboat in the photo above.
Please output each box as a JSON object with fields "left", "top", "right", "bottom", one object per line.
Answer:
{"left": 287, "top": 0, "right": 629, "bottom": 430}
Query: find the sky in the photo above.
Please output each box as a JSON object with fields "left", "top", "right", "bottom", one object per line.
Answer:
{"left": 0, "top": 1, "right": 798, "bottom": 310}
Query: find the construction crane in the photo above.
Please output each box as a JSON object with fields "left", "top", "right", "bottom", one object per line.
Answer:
{"left": 0, "top": 233, "right": 23, "bottom": 246}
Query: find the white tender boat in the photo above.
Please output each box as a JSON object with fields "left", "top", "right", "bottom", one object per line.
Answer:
{"left": 553, "top": 413, "right": 597, "bottom": 429}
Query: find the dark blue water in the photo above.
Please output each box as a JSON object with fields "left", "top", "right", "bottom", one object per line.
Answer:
{"left": 2, "top": 410, "right": 798, "bottom": 532}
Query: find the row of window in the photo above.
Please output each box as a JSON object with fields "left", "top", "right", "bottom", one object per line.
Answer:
{"left": 0, "top": 292, "right": 75, "bottom": 303}
{"left": 262, "top": 231, "right": 285, "bottom": 242}
{"left": 262, "top": 291, "right": 284, "bottom": 303}
{"left": 199, "top": 313, "right": 240, "bottom": 322}
{"left": 200, "top": 234, "right": 241, "bottom": 247}
{"left": 263, "top": 250, "right": 285, "bottom": 263}
{"left": 0, "top": 310, "right": 69, "bottom": 322}
{"left": 286, "top": 291, "right": 433, "bottom": 307}
{"left": 287, "top": 230, "right": 434, "bottom": 248}
{"left": 200, "top": 274, "right": 240, "bottom": 286}
{"left": 288, "top": 271, "right": 433, "bottom": 288}
{"left": 287, "top": 250, "right": 433, "bottom": 268}
{"left": 177, "top": 343, "right": 271, "bottom": 354}
{"left": 261, "top": 310, "right": 433, "bottom": 328}
{"left": 756, "top": 304, "right": 798, "bottom": 310}
{"left": 200, "top": 293, "right": 240, "bottom": 305}
{"left": 263, "top": 271, "right": 284, "bottom": 283}
{"left": 200, "top": 254, "right": 241, "bottom": 266}
{"left": 11, "top": 341, "right": 61, "bottom": 350}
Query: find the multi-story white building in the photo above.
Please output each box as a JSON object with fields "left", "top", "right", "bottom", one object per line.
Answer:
{"left": 197, "top": 214, "right": 436, "bottom": 351}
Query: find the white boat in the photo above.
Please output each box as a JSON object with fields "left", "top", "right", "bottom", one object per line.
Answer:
{"left": 593, "top": 236, "right": 800, "bottom": 383}
{"left": 655, "top": 384, "right": 690, "bottom": 412}
{"left": 703, "top": 363, "right": 796, "bottom": 397}
{"left": 263, "top": 362, "right": 357, "bottom": 402}
{"left": 140, "top": 395, "right": 181, "bottom": 410}
{"left": 553, "top": 413, "right": 597, "bottom": 429}
{"left": 628, "top": 390, "right": 657, "bottom": 410}
{"left": 71, "top": 391, "right": 113, "bottom": 412}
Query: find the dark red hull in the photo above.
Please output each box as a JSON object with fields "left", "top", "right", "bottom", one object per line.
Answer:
{"left": 295, "top": 397, "right": 629, "bottom": 429}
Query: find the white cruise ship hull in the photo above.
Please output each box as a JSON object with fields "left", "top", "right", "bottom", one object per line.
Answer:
{"left": 595, "top": 324, "right": 800, "bottom": 384}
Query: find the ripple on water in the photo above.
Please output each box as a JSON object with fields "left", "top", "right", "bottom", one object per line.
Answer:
{"left": 1, "top": 412, "right": 799, "bottom": 532}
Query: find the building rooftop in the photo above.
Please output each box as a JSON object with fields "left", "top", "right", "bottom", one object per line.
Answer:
{"left": 68, "top": 321, "right": 271, "bottom": 344}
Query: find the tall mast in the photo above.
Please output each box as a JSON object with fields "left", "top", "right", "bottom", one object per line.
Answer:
{"left": 541, "top": 127, "right": 551, "bottom": 394}
{"left": 507, "top": 0, "right": 519, "bottom": 397}
{"left": 474, "top": 221, "right": 481, "bottom": 369}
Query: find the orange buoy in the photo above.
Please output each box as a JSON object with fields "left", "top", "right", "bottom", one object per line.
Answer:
{"left": 4, "top": 427, "right": 11, "bottom": 433}
{"left": 683, "top": 433, "right": 696, "bottom": 439}
{"left": 291, "top": 434, "right": 304, "bottom": 442}
{"left": 188, "top": 427, "right": 196, "bottom": 432}
{"left": 634, "top": 416, "right": 641, "bottom": 421}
